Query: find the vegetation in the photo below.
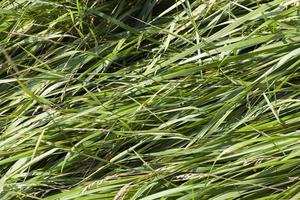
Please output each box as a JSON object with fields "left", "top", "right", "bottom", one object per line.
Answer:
{"left": 1, "top": 0, "right": 300, "bottom": 199}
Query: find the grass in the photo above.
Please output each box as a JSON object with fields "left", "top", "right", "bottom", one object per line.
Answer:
{"left": 0, "top": 0, "right": 300, "bottom": 199}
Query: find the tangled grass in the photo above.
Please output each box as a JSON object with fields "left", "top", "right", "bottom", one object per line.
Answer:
{"left": 1, "top": 0, "right": 300, "bottom": 199}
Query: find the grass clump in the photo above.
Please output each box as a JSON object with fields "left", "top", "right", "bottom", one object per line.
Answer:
{"left": 1, "top": 0, "right": 300, "bottom": 199}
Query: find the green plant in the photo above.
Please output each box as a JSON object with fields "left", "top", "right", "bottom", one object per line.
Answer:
{"left": 0, "top": 0, "right": 300, "bottom": 199}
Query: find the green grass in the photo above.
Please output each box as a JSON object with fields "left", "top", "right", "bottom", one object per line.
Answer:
{"left": 1, "top": 0, "right": 300, "bottom": 199}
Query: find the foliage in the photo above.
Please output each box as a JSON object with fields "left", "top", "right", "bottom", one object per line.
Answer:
{"left": 1, "top": 0, "right": 300, "bottom": 199}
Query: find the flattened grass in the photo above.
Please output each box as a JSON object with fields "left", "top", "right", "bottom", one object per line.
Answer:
{"left": 1, "top": 0, "right": 300, "bottom": 199}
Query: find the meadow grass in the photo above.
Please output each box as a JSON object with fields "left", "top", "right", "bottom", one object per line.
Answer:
{"left": 1, "top": 0, "right": 300, "bottom": 199}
